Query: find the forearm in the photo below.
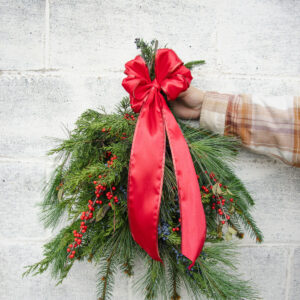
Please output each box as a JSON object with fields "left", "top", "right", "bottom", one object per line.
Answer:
{"left": 198, "top": 90, "right": 300, "bottom": 168}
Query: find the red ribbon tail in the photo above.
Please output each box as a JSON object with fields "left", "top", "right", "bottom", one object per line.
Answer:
{"left": 161, "top": 97, "right": 207, "bottom": 266}
{"left": 127, "top": 92, "right": 165, "bottom": 262}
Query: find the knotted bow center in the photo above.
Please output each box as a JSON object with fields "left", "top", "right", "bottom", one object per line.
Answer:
{"left": 151, "top": 78, "right": 161, "bottom": 91}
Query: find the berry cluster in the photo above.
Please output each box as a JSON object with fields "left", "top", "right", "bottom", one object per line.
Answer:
{"left": 101, "top": 127, "right": 111, "bottom": 133}
{"left": 66, "top": 229, "right": 83, "bottom": 259}
{"left": 101, "top": 126, "right": 128, "bottom": 141}
{"left": 66, "top": 197, "right": 97, "bottom": 259}
{"left": 123, "top": 113, "right": 135, "bottom": 121}
{"left": 66, "top": 157, "right": 121, "bottom": 260}
{"left": 201, "top": 185, "right": 210, "bottom": 193}
{"left": 106, "top": 152, "right": 117, "bottom": 168}
{"left": 172, "top": 218, "right": 181, "bottom": 232}
{"left": 120, "top": 132, "right": 127, "bottom": 140}
{"left": 199, "top": 170, "right": 235, "bottom": 226}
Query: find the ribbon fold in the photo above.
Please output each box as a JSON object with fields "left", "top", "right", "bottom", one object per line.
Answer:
{"left": 122, "top": 48, "right": 206, "bottom": 267}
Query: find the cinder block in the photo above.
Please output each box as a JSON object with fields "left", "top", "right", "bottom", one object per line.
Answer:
{"left": 0, "top": 241, "right": 129, "bottom": 300}
{"left": 217, "top": 0, "right": 300, "bottom": 76}
{"left": 0, "top": 74, "right": 125, "bottom": 158}
{"left": 290, "top": 247, "right": 300, "bottom": 299}
{"left": 0, "top": 160, "right": 50, "bottom": 239}
{"left": 233, "top": 150, "right": 300, "bottom": 244}
{"left": 238, "top": 246, "right": 288, "bottom": 300}
{"left": 49, "top": 0, "right": 219, "bottom": 72}
{"left": 0, "top": 241, "right": 98, "bottom": 300}
{"left": 0, "top": 1, "right": 44, "bottom": 70}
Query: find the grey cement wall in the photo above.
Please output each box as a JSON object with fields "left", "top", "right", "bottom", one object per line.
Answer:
{"left": 0, "top": 1, "right": 300, "bottom": 299}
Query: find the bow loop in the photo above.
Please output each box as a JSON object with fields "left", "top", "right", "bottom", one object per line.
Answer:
{"left": 155, "top": 49, "right": 193, "bottom": 100}
{"left": 122, "top": 55, "right": 152, "bottom": 113}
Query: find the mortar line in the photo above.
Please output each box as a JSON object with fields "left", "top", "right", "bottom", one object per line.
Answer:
{"left": 285, "top": 247, "right": 295, "bottom": 300}
{"left": 0, "top": 156, "right": 53, "bottom": 164}
{"left": 44, "top": 0, "right": 50, "bottom": 69}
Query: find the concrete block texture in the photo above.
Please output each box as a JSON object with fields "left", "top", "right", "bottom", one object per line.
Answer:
{"left": 217, "top": 0, "right": 300, "bottom": 76}
{"left": 49, "top": 0, "right": 219, "bottom": 72}
{"left": 238, "top": 246, "right": 289, "bottom": 300}
{"left": 0, "top": 0, "right": 45, "bottom": 70}
{"left": 0, "top": 0, "right": 299, "bottom": 299}
{"left": 0, "top": 74, "right": 125, "bottom": 159}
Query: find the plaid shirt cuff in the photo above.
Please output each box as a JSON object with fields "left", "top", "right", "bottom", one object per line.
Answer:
{"left": 199, "top": 91, "right": 232, "bottom": 134}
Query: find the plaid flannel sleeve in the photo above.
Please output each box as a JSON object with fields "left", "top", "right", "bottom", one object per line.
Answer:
{"left": 199, "top": 91, "right": 300, "bottom": 167}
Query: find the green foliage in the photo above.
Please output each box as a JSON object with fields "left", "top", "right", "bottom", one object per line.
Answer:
{"left": 184, "top": 60, "right": 206, "bottom": 70}
{"left": 24, "top": 40, "right": 262, "bottom": 299}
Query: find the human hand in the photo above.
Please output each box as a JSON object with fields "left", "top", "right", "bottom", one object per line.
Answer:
{"left": 170, "top": 86, "right": 204, "bottom": 120}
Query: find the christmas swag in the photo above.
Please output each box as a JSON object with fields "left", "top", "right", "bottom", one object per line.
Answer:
{"left": 24, "top": 40, "right": 263, "bottom": 300}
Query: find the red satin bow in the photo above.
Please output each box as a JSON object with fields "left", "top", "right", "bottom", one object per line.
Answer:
{"left": 122, "top": 48, "right": 206, "bottom": 267}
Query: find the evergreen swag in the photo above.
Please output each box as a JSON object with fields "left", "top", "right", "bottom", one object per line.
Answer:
{"left": 24, "top": 39, "right": 263, "bottom": 300}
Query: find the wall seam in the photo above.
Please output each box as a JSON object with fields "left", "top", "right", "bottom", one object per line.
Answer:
{"left": 285, "top": 247, "right": 295, "bottom": 300}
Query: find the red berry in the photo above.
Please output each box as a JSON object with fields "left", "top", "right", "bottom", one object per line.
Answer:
{"left": 67, "top": 248, "right": 71, "bottom": 253}
{"left": 221, "top": 221, "right": 225, "bottom": 225}
{"left": 98, "top": 175, "right": 102, "bottom": 178}
{"left": 226, "top": 215, "right": 230, "bottom": 220}
{"left": 112, "top": 187, "right": 116, "bottom": 191}
{"left": 172, "top": 228, "right": 176, "bottom": 232}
